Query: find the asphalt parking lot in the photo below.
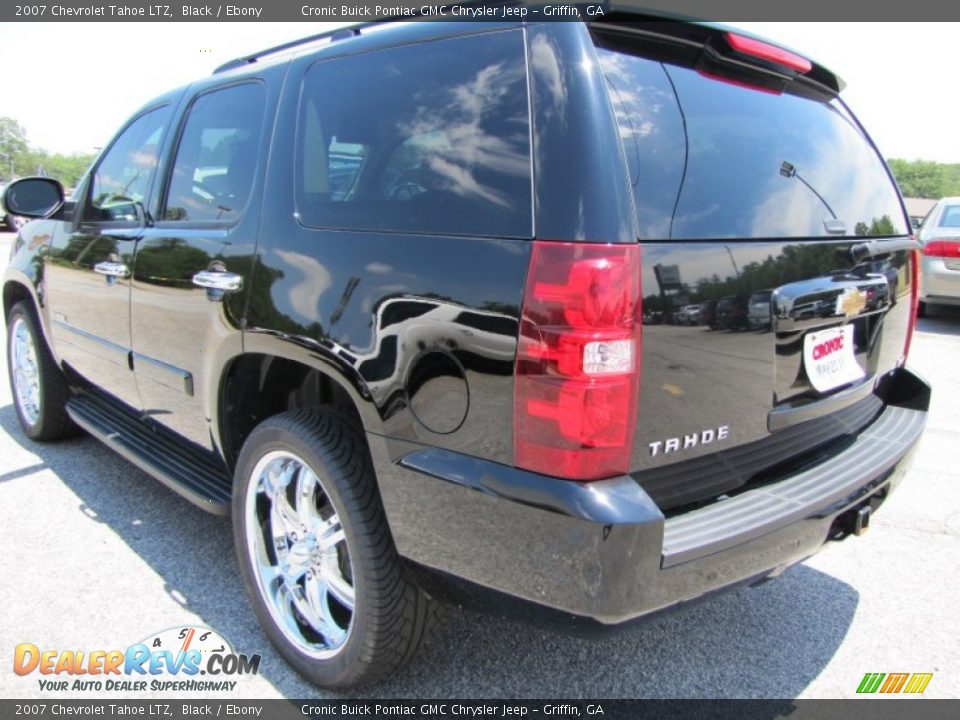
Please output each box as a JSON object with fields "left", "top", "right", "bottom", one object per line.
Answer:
{"left": 1, "top": 228, "right": 958, "bottom": 700}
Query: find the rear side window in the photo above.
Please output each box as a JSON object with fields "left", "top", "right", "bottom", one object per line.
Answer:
{"left": 595, "top": 48, "right": 686, "bottom": 239}
{"left": 596, "top": 43, "right": 908, "bottom": 240}
{"left": 163, "top": 83, "right": 266, "bottom": 223}
{"left": 296, "top": 30, "right": 532, "bottom": 238}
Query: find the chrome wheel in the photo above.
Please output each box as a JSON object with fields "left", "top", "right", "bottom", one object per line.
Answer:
{"left": 245, "top": 450, "right": 355, "bottom": 658}
{"left": 10, "top": 316, "right": 41, "bottom": 426}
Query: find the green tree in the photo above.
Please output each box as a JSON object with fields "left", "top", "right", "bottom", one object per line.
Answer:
{"left": 0, "top": 117, "right": 29, "bottom": 180}
{"left": 887, "top": 158, "right": 960, "bottom": 198}
{"left": 0, "top": 115, "right": 96, "bottom": 187}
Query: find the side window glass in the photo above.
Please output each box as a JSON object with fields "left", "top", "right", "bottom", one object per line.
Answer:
{"left": 595, "top": 48, "right": 687, "bottom": 240}
{"left": 939, "top": 205, "right": 960, "bottom": 228}
{"left": 163, "top": 83, "right": 266, "bottom": 223}
{"left": 296, "top": 30, "right": 532, "bottom": 238}
{"left": 86, "top": 107, "right": 169, "bottom": 223}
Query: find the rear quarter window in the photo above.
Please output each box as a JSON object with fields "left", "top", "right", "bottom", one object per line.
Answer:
{"left": 595, "top": 47, "right": 686, "bottom": 240}
{"left": 296, "top": 30, "right": 532, "bottom": 238}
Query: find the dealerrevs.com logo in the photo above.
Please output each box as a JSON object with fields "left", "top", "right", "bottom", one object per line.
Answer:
{"left": 13, "top": 626, "right": 261, "bottom": 693}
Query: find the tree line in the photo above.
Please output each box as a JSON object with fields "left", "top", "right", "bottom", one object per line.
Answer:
{"left": 0, "top": 116, "right": 96, "bottom": 190}
{"left": 886, "top": 159, "right": 960, "bottom": 199}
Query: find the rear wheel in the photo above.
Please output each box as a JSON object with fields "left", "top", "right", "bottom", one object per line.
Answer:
{"left": 6, "top": 300, "right": 78, "bottom": 441}
{"left": 232, "top": 409, "right": 442, "bottom": 688}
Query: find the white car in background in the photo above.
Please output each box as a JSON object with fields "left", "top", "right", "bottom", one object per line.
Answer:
{"left": 917, "top": 196, "right": 960, "bottom": 315}
{"left": 675, "top": 304, "right": 702, "bottom": 325}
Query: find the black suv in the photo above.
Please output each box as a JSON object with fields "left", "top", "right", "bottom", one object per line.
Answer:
{"left": 3, "top": 18, "right": 930, "bottom": 688}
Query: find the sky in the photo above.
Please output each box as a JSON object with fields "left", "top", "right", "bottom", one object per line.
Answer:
{"left": 0, "top": 21, "right": 956, "bottom": 163}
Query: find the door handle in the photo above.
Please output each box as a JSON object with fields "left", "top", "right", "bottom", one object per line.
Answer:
{"left": 93, "top": 261, "right": 130, "bottom": 278}
{"left": 191, "top": 270, "right": 243, "bottom": 293}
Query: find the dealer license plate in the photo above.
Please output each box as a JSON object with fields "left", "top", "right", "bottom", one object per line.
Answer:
{"left": 803, "top": 325, "right": 865, "bottom": 393}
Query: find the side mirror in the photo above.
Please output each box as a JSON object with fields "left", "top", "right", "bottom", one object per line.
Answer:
{"left": 3, "top": 177, "right": 64, "bottom": 219}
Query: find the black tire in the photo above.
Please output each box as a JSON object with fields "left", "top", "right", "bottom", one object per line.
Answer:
{"left": 917, "top": 301, "right": 927, "bottom": 318}
{"left": 232, "top": 409, "right": 443, "bottom": 688}
{"left": 6, "top": 300, "right": 78, "bottom": 441}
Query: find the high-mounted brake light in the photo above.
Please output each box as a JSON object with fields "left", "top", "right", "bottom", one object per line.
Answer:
{"left": 725, "top": 32, "right": 813, "bottom": 75}
{"left": 922, "top": 239, "right": 960, "bottom": 258}
{"left": 514, "top": 241, "right": 641, "bottom": 481}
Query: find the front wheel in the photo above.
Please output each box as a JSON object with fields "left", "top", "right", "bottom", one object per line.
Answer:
{"left": 6, "top": 300, "right": 78, "bottom": 440}
{"left": 232, "top": 409, "right": 442, "bottom": 688}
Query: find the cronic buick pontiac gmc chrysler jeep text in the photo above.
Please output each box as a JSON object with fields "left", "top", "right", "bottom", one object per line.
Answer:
{"left": 3, "top": 17, "right": 930, "bottom": 688}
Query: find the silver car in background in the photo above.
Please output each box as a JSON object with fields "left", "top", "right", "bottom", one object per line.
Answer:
{"left": 917, "top": 196, "right": 960, "bottom": 315}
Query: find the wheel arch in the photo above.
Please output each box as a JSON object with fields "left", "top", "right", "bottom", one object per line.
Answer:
{"left": 3, "top": 278, "right": 34, "bottom": 320}
{"left": 216, "top": 350, "right": 372, "bottom": 472}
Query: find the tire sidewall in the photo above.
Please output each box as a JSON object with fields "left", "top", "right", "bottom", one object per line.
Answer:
{"left": 231, "top": 415, "right": 376, "bottom": 688}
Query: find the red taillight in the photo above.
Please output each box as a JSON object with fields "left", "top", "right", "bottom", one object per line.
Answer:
{"left": 514, "top": 241, "right": 641, "bottom": 481}
{"left": 922, "top": 239, "right": 960, "bottom": 258}
{"left": 902, "top": 247, "right": 920, "bottom": 366}
{"left": 725, "top": 32, "right": 813, "bottom": 75}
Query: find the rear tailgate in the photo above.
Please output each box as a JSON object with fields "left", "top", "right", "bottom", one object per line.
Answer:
{"left": 591, "top": 24, "right": 918, "bottom": 511}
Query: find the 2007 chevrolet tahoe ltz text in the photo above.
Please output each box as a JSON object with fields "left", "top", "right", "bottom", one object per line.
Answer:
{"left": 3, "top": 17, "right": 930, "bottom": 688}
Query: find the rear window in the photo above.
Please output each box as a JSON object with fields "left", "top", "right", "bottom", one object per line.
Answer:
{"left": 296, "top": 30, "right": 532, "bottom": 238}
{"left": 596, "top": 45, "right": 908, "bottom": 240}
{"left": 939, "top": 205, "right": 960, "bottom": 228}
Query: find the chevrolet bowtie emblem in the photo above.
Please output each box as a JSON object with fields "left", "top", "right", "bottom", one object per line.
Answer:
{"left": 836, "top": 288, "right": 867, "bottom": 318}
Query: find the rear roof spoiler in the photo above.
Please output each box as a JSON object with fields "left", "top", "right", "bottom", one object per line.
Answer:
{"left": 590, "top": 13, "right": 845, "bottom": 95}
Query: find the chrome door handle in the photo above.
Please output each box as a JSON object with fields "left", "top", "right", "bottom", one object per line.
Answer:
{"left": 191, "top": 270, "right": 243, "bottom": 293}
{"left": 93, "top": 261, "right": 130, "bottom": 278}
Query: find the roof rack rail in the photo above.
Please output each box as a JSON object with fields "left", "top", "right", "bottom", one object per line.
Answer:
{"left": 212, "top": 24, "right": 367, "bottom": 75}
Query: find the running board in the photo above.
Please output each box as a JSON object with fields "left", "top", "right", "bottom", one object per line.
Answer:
{"left": 66, "top": 394, "right": 232, "bottom": 514}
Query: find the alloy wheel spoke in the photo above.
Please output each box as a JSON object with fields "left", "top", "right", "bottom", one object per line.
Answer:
{"left": 315, "top": 514, "right": 345, "bottom": 551}
{"left": 271, "top": 490, "right": 302, "bottom": 539}
{"left": 296, "top": 468, "right": 324, "bottom": 525}
{"left": 303, "top": 572, "right": 348, "bottom": 647}
{"left": 319, "top": 559, "right": 355, "bottom": 611}
{"left": 278, "top": 581, "right": 314, "bottom": 640}
{"left": 265, "top": 461, "right": 303, "bottom": 540}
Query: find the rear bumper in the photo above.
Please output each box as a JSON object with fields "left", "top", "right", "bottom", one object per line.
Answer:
{"left": 370, "top": 367, "right": 930, "bottom": 625}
